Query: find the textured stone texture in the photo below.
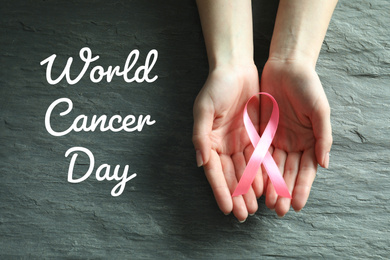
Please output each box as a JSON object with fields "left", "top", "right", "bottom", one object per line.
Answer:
{"left": 1, "top": 0, "right": 389, "bottom": 259}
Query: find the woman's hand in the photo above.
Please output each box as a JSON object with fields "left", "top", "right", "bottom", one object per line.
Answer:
{"left": 260, "top": 59, "right": 332, "bottom": 217}
{"left": 193, "top": 64, "right": 265, "bottom": 222}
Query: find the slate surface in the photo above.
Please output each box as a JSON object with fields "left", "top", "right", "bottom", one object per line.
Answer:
{"left": 1, "top": 0, "right": 389, "bottom": 259}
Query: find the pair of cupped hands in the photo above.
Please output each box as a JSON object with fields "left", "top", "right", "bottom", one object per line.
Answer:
{"left": 192, "top": 59, "right": 332, "bottom": 222}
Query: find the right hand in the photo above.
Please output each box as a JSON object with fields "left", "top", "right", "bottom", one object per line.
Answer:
{"left": 192, "top": 63, "right": 265, "bottom": 222}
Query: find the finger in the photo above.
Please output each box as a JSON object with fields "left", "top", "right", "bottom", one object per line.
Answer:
{"left": 274, "top": 152, "right": 301, "bottom": 217}
{"left": 220, "top": 154, "right": 238, "bottom": 193}
{"left": 312, "top": 96, "right": 332, "bottom": 169}
{"left": 192, "top": 95, "right": 214, "bottom": 166}
{"left": 233, "top": 152, "right": 258, "bottom": 216}
{"left": 232, "top": 196, "right": 248, "bottom": 223}
{"left": 244, "top": 144, "right": 263, "bottom": 198}
{"left": 226, "top": 153, "right": 248, "bottom": 222}
{"left": 265, "top": 148, "right": 287, "bottom": 210}
{"left": 203, "top": 150, "right": 233, "bottom": 214}
{"left": 291, "top": 148, "right": 317, "bottom": 212}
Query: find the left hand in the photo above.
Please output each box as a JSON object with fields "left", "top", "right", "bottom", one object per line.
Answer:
{"left": 260, "top": 58, "right": 333, "bottom": 217}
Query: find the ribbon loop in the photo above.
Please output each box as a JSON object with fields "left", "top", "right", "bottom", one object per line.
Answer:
{"left": 232, "top": 92, "right": 291, "bottom": 199}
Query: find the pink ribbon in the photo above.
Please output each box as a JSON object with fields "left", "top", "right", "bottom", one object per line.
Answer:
{"left": 232, "top": 92, "right": 291, "bottom": 198}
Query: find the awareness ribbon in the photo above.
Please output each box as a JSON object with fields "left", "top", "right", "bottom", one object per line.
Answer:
{"left": 232, "top": 92, "right": 291, "bottom": 198}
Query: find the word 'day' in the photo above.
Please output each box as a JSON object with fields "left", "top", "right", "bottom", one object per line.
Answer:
{"left": 66, "top": 147, "right": 136, "bottom": 197}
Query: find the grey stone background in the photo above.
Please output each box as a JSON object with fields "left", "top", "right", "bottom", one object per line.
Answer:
{"left": 1, "top": 0, "right": 389, "bottom": 258}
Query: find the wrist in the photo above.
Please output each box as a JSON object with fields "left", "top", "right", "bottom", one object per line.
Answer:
{"left": 268, "top": 0, "right": 338, "bottom": 69}
{"left": 206, "top": 61, "right": 258, "bottom": 93}
{"left": 207, "top": 43, "right": 254, "bottom": 71}
{"left": 268, "top": 47, "right": 318, "bottom": 69}
{"left": 209, "top": 56, "right": 255, "bottom": 73}
{"left": 208, "top": 59, "right": 257, "bottom": 77}
{"left": 196, "top": 0, "right": 254, "bottom": 72}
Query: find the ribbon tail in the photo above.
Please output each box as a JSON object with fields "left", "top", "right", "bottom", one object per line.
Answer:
{"left": 232, "top": 153, "right": 262, "bottom": 197}
{"left": 263, "top": 152, "right": 291, "bottom": 199}
{"left": 232, "top": 134, "right": 269, "bottom": 197}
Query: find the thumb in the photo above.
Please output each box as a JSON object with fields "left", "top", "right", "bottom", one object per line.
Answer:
{"left": 312, "top": 98, "right": 333, "bottom": 168}
{"left": 192, "top": 96, "right": 213, "bottom": 167}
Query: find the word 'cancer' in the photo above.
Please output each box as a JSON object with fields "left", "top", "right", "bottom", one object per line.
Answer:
{"left": 40, "top": 47, "right": 158, "bottom": 85}
{"left": 45, "top": 97, "right": 156, "bottom": 137}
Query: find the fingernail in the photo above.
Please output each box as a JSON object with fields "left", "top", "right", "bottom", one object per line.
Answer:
{"left": 196, "top": 150, "right": 203, "bottom": 167}
{"left": 324, "top": 152, "right": 330, "bottom": 169}
{"left": 224, "top": 212, "right": 230, "bottom": 216}
{"left": 249, "top": 213, "right": 255, "bottom": 216}
{"left": 239, "top": 218, "right": 247, "bottom": 223}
